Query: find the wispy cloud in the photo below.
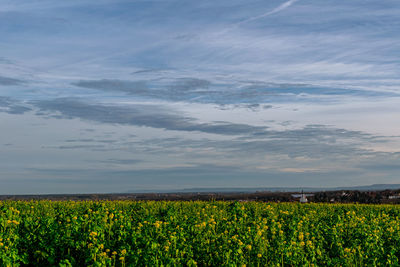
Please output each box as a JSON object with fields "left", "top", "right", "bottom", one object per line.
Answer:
{"left": 218, "top": 0, "right": 299, "bottom": 34}
{"left": 237, "top": 0, "right": 299, "bottom": 25}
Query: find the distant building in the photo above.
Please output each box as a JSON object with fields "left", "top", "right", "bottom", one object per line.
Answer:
{"left": 300, "top": 191, "right": 308, "bottom": 203}
{"left": 291, "top": 191, "right": 312, "bottom": 203}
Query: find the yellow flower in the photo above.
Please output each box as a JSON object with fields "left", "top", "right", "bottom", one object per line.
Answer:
{"left": 112, "top": 251, "right": 117, "bottom": 255}
{"left": 121, "top": 249, "right": 127, "bottom": 255}
{"left": 298, "top": 232, "right": 304, "bottom": 241}
{"left": 245, "top": 245, "right": 252, "bottom": 251}
{"left": 257, "top": 253, "right": 262, "bottom": 258}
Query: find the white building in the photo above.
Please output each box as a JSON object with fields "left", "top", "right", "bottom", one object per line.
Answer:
{"left": 300, "top": 191, "right": 308, "bottom": 203}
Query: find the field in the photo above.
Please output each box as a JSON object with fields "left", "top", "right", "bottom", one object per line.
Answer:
{"left": 0, "top": 201, "right": 399, "bottom": 266}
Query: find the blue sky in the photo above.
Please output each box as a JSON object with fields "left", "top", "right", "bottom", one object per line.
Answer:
{"left": 1, "top": 0, "right": 400, "bottom": 193}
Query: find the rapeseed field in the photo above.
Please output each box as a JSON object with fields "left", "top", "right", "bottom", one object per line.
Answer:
{"left": 0, "top": 201, "right": 399, "bottom": 266}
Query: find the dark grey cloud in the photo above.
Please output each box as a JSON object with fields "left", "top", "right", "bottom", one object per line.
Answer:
{"left": 56, "top": 144, "right": 106, "bottom": 150}
{"left": 217, "top": 103, "right": 266, "bottom": 111}
{"left": 65, "top": 138, "right": 117, "bottom": 144}
{"left": 242, "top": 127, "right": 385, "bottom": 158}
{"left": 0, "top": 75, "right": 25, "bottom": 86}
{"left": 127, "top": 125, "right": 390, "bottom": 159}
{"left": 33, "top": 98, "right": 267, "bottom": 135}
{"left": 218, "top": 139, "right": 367, "bottom": 159}
{"left": 81, "top": 128, "right": 96, "bottom": 132}
{"left": 98, "top": 159, "right": 143, "bottom": 165}
{"left": 72, "top": 77, "right": 212, "bottom": 101}
{"left": 278, "top": 121, "right": 293, "bottom": 126}
{"left": 131, "top": 69, "right": 166, "bottom": 74}
{"left": 72, "top": 79, "right": 148, "bottom": 94}
{"left": 72, "top": 78, "right": 397, "bottom": 105}
{"left": 234, "top": 82, "right": 398, "bottom": 100}
{"left": 169, "top": 78, "right": 211, "bottom": 91}
{"left": 0, "top": 97, "right": 32, "bottom": 114}
{"left": 247, "top": 124, "right": 377, "bottom": 143}
{"left": 65, "top": 139, "right": 96, "bottom": 143}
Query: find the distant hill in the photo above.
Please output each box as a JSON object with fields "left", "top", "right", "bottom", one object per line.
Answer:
{"left": 127, "top": 184, "right": 400, "bottom": 193}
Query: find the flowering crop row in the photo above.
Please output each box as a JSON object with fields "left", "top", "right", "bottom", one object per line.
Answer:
{"left": 0, "top": 201, "right": 399, "bottom": 266}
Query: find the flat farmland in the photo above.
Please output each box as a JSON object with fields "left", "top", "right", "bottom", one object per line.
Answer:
{"left": 0, "top": 201, "right": 399, "bottom": 266}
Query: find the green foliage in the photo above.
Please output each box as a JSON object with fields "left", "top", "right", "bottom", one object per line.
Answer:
{"left": 0, "top": 201, "right": 399, "bottom": 266}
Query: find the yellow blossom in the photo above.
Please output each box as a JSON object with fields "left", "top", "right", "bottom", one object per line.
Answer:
{"left": 298, "top": 232, "right": 304, "bottom": 241}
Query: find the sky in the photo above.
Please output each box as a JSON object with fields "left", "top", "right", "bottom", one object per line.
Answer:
{"left": 1, "top": 0, "right": 400, "bottom": 194}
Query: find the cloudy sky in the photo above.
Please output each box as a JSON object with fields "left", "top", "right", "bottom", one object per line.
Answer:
{"left": 1, "top": 0, "right": 400, "bottom": 194}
